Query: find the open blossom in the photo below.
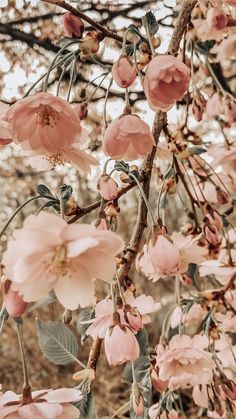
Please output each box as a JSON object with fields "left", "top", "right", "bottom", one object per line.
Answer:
{"left": 63, "top": 12, "right": 84, "bottom": 38}
{"left": 3, "top": 212, "right": 123, "bottom": 310}
{"left": 97, "top": 174, "right": 118, "bottom": 201}
{"left": 156, "top": 335, "right": 214, "bottom": 390}
{"left": 216, "top": 35, "right": 236, "bottom": 61}
{"left": 199, "top": 248, "right": 236, "bottom": 285}
{"left": 143, "top": 55, "right": 190, "bottom": 112}
{"left": 82, "top": 294, "right": 160, "bottom": 339}
{"left": 112, "top": 55, "right": 136, "bottom": 88}
{"left": 6, "top": 92, "right": 85, "bottom": 154}
{"left": 0, "top": 103, "right": 13, "bottom": 146}
{"left": 136, "top": 233, "right": 207, "bottom": 281}
{"left": 0, "top": 387, "right": 82, "bottom": 418}
{"left": 170, "top": 303, "right": 206, "bottom": 329}
{"left": 104, "top": 323, "right": 140, "bottom": 366}
{"left": 102, "top": 114, "right": 155, "bottom": 161}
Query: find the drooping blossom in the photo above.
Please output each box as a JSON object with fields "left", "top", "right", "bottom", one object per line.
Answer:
{"left": 0, "top": 387, "right": 82, "bottom": 418}
{"left": 199, "top": 248, "right": 236, "bottom": 285}
{"left": 6, "top": 92, "right": 85, "bottom": 154}
{"left": 206, "top": 8, "right": 228, "bottom": 30}
{"left": 102, "top": 114, "right": 155, "bottom": 161}
{"left": 2, "top": 279, "right": 28, "bottom": 317}
{"left": 97, "top": 174, "right": 118, "bottom": 201}
{"left": 3, "top": 212, "right": 123, "bottom": 310}
{"left": 63, "top": 12, "right": 84, "bottom": 38}
{"left": 112, "top": 55, "right": 137, "bottom": 88}
{"left": 156, "top": 334, "right": 214, "bottom": 390}
{"left": 170, "top": 303, "right": 206, "bottom": 329}
{"left": 104, "top": 322, "right": 140, "bottom": 366}
{"left": 149, "top": 404, "right": 178, "bottom": 419}
{"left": 143, "top": 55, "right": 190, "bottom": 112}
{"left": 136, "top": 233, "right": 207, "bottom": 282}
{"left": 82, "top": 294, "right": 160, "bottom": 339}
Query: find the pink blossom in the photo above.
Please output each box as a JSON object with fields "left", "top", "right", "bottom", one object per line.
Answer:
{"left": 3, "top": 211, "right": 123, "bottom": 310}
{"left": 74, "top": 103, "right": 88, "bottom": 120}
{"left": 199, "top": 257, "right": 236, "bottom": 285}
{"left": 0, "top": 103, "right": 13, "bottom": 146}
{"left": 149, "top": 404, "right": 178, "bottom": 419}
{"left": 170, "top": 304, "right": 206, "bottom": 329}
{"left": 206, "top": 93, "right": 223, "bottom": 119}
{"left": 97, "top": 174, "right": 118, "bottom": 200}
{"left": 143, "top": 55, "right": 190, "bottom": 112}
{"left": 156, "top": 334, "right": 214, "bottom": 390}
{"left": 225, "top": 0, "right": 236, "bottom": 5}
{"left": 112, "top": 55, "right": 136, "bottom": 88}
{"left": 222, "top": 98, "right": 236, "bottom": 123}
{"left": 136, "top": 233, "right": 207, "bottom": 281}
{"left": 6, "top": 92, "right": 84, "bottom": 154}
{"left": 104, "top": 323, "right": 140, "bottom": 366}
{"left": 2, "top": 280, "right": 28, "bottom": 317}
{"left": 0, "top": 387, "right": 82, "bottom": 418}
{"left": 205, "top": 211, "right": 222, "bottom": 232}
{"left": 204, "top": 224, "right": 221, "bottom": 246}
{"left": 63, "top": 12, "right": 84, "bottom": 38}
{"left": 82, "top": 294, "right": 160, "bottom": 338}
{"left": 206, "top": 8, "right": 228, "bottom": 30}
{"left": 192, "top": 384, "right": 209, "bottom": 408}
{"left": 216, "top": 35, "right": 236, "bottom": 61}
{"left": 102, "top": 114, "right": 155, "bottom": 161}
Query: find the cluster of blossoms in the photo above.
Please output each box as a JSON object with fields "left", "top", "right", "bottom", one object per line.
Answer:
{"left": 0, "top": 0, "right": 236, "bottom": 418}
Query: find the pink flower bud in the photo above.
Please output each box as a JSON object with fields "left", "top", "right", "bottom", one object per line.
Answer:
{"left": 148, "top": 235, "right": 180, "bottom": 276}
{"left": 216, "top": 188, "right": 229, "bottom": 204}
{"left": 104, "top": 324, "right": 140, "bottom": 366}
{"left": 91, "top": 218, "right": 108, "bottom": 230}
{"left": 74, "top": 103, "right": 88, "bottom": 120}
{"left": 180, "top": 274, "right": 193, "bottom": 287}
{"left": 204, "top": 225, "right": 221, "bottom": 246}
{"left": 97, "top": 174, "right": 118, "bottom": 201}
{"left": 112, "top": 55, "right": 137, "bottom": 88}
{"left": 102, "top": 114, "right": 155, "bottom": 161}
{"left": 2, "top": 280, "right": 28, "bottom": 317}
{"left": 205, "top": 211, "right": 222, "bottom": 232}
{"left": 151, "top": 369, "right": 169, "bottom": 393}
{"left": 124, "top": 305, "right": 143, "bottom": 332}
{"left": 63, "top": 12, "right": 84, "bottom": 38}
{"left": 206, "top": 8, "right": 228, "bottom": 30}
{"left": 143, "top": 55, "right": 190, "bottom": 112}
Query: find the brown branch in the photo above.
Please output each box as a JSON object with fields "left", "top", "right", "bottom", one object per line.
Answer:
{"left": 117, "top": 0, "right": 197, "bottom": 284}
{"left": 41, "top": 0, "right": 125, "bottom": 44}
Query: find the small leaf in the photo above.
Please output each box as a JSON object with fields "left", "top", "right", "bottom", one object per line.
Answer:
{"left": 36, "top": 184, "right": 54, "bottom": 197}
{"left": 123, "top": 356, "right": 150, "bottom": 384}
{"left": 75, "top": 381, "right": 96, "bottom": 419}
{"left": 142, "top": 11, "right": 159, "bottom": 36}
{"left": 77, "top": 307, "right": 95, "bottom": 344}
{"left": 70, "top": 56, "right": 78, "bottom": 83}
{"left": 58, "top": 184, "right": 73, "bottom": 201}
{"left": 37, "top": 319, "right": 79, "bottom": 365}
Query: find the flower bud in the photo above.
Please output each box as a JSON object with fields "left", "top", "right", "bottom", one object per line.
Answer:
{"left": 204, "top": 224, "right": 221, "bottom": 246}
{"left": 91, "top": 217, "right": 108, "bottom": 230}
{"left": 180, "top": 274, "right": 193, "bottom": 287}
{"left": 112, "top": 55, "right": 137, "bottom": 88}
{"left": 206, "top": 8, "right": 228, "bottom": 30}
{"left": 104, "top": 323, "right": 140, "bottom": 366}
{"left": 222, "top": 380, "right": 236, "bottom": 400}
{"left": 2, "top": 280, "right": 28, "bottom": 317}
{"left": 97, "top": 174, "right": 118, "bottom": 201}
{"left": 216, "top": 188, "right": 229, "bottom": 204}
{"left": 63, "top": 12, "right": 84, "bottom": 38}
{"left": 124, "top": 305, "right": 143, "bottom": 332}
{"left": 80, "top": 31, "right": 103, "bottom": 60}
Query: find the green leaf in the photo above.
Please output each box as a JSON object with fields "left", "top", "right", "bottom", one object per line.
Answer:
{"left": 142, "top": 11, "right": 159, "bottom": 36}
{"left": 36, "top": 184, "right": 54, "bottom": 197}
{"left": 77, "top": 307, "right": 95, "bottom": 344}
{"left": 58, "top": 184, "right": 73, "bottom": 202}
{"left": 136, "top": 329, "right": 148, "bottom": 356}
{"left": 37, "top": 319, "right": 79, "bottom": 365}
{"left": 123, "top": 356, "right": 150, "bottom": 384}
{"left": 75, "top": 381, "right": 96, "bottom": 419}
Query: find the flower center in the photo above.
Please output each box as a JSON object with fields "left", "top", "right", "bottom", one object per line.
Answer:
{"left": 48, "top": 244, "right": 70, "bottom": 276}
{"left": 45, "top": 153, "right": 66, "bottom": 167}
{"left": 37, "top": 104, "right": 58, "bottom": 128}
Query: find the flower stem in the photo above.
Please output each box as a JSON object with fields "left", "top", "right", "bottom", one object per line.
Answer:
{"left": 103, "top": 77, "right": 113, "bottom": 128}
{"left": 129, "top": 172, "right": 156, "bottom": 228}
{"left": 0, "top": 195, "right": 55, "bottom": 240}
{"left": 16, "top": 321, "right": 32, "bottom": 401}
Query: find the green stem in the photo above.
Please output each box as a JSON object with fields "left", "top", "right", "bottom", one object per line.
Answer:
{"left": 129, "top": 172, "right": 156, "bottom": 228}
{"left": 67, "top": 56, "right": 77, "bottom": 102}
{"left": 16, "top": 322, "right": 31, "bottom": 390}
{"left": 0, "top": 195, "right": 55, "bottom": 239}
{"left": 84, "top": 73, "right": 108, "bottom": 104}
{"left": 103, "top": 77, "right": 113, "bottom": 128}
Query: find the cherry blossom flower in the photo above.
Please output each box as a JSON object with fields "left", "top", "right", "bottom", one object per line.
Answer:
{"left": 143, "top": 55, "right": 190, "bottom": 111}
{"left": 82, "top": 294, "right": 160, "bottom": 338}
{"left": 216, "top": 35, "right": 236, "bottom": 61}
{"left": 199, "top": 249, "right": 236, "bottom": 285}
{"left": 0, "top": 103, "right": 13, "bottom": 146}
{"left": 63, "top": 12, "right": 84, "bottom": 38}
{"left": 156, "top": 334, "right": 214, "bottom": 390}
{"left": 104, "top": 323, "right": 140, "bottom": 366}
{"left": 206, "top": 93, "right": 223, "bottom": 119}
{"left": 136, "top": 233, "right": 207, "bottom": 281}
{"left": 97, "top": 174, "right": 118, "bottom": 200}
{"left": 112, "top": 55, "right": 137, "bottom": 88}
{"left": 3, "top": 212, "right": 123, "bottom": 310}
{"left": 0, "top": 387, "right": 82, "bottom": 418}
{"left": 149, "top": 404, "right": 178, "bottom": 419}
{"left": 6, "top": 92, "right": 85, "bottom": 154}
{"left": 102, "top": 114, "right": 155, "bottom": 161}
{"left": 170, "top": 303, "right": 206, "bottom": 329}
